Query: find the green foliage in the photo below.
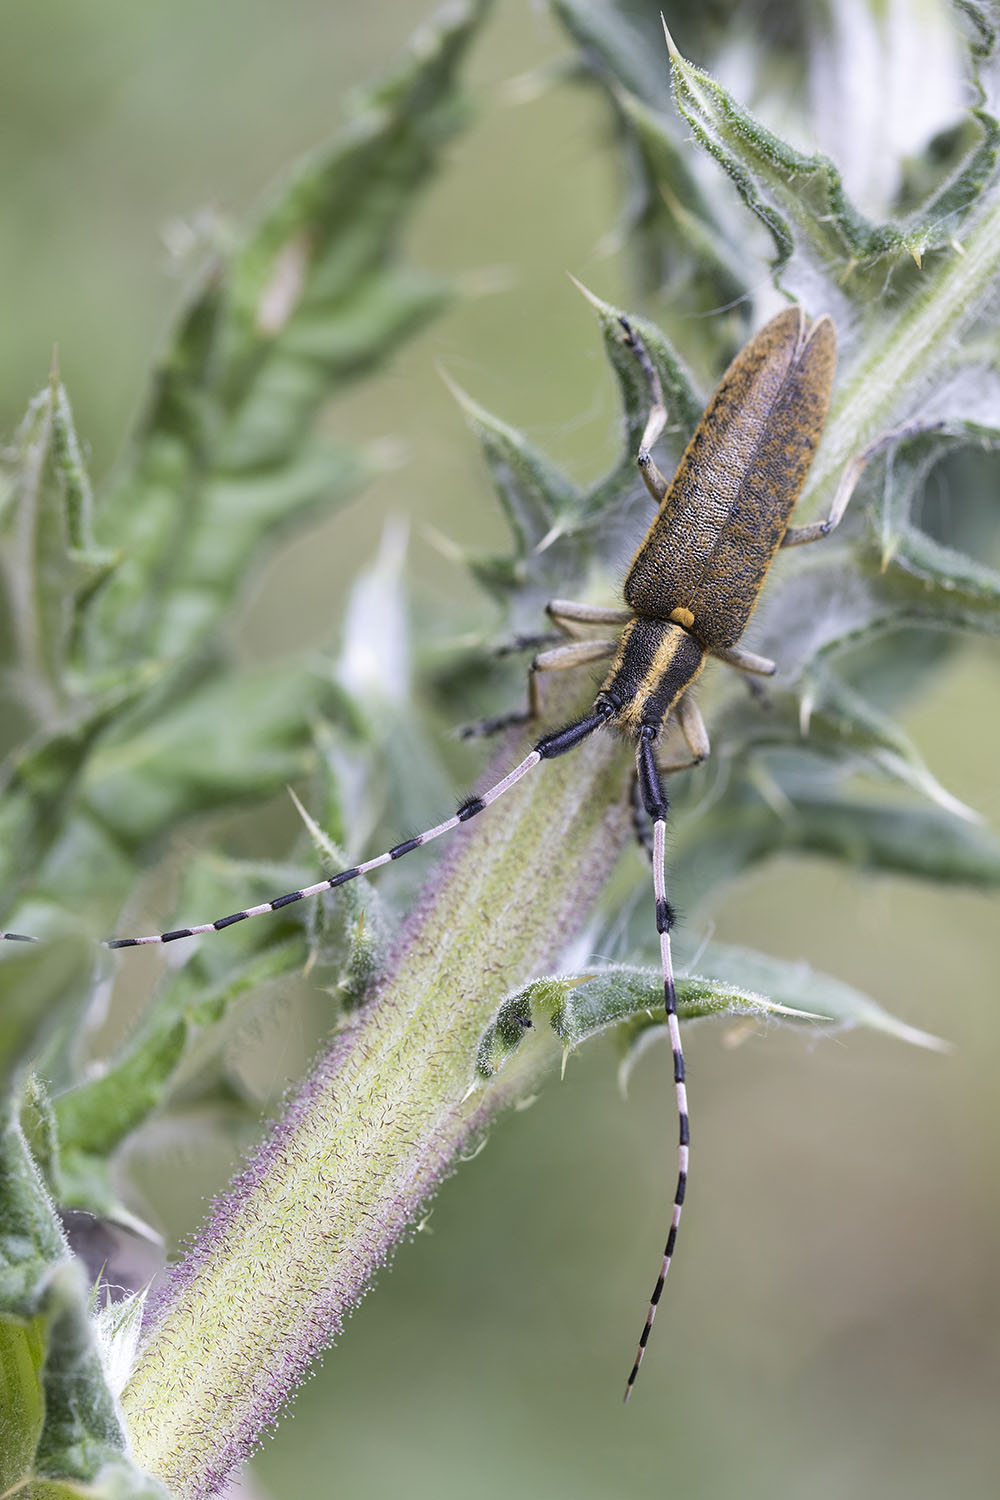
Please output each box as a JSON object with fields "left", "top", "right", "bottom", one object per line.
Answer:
{"left": 2, "top": 0, "right": 1000, "bottom": 1490}
{"left": 0, "top": 1113, "right": 169, "bottom": 1500}
{"left": 0, "top": 2, "right": 490, "bottom": 1492}
{"left": 477, "top": 944, "right": 946, "bottom": 1084}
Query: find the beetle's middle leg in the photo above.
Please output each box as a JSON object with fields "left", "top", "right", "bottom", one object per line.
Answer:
{"left": 526, "top": 637, "right": 620, "bottom": 720}
{"left": 547, "top": 598, "right": 633, "bottom": 637}
{"left": 712, "top": 643, "right": 777, "bottom": 677}
{"left": 460, "top": 635, "right": 619, "bottom": 739}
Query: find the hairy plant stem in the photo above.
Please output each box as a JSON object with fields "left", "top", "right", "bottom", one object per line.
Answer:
{"left": 120, "top": 688, "right": 631, "bottom": 1497}
{"left": 810, "top": 188, "right": 1000, "bottom": 500}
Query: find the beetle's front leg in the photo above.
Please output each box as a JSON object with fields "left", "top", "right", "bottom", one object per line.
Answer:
{"left": 630, "top": 694, "right": 711, "bottom": 854}
{"left": 655, "top": 692, "right": 711, "bottom": 774}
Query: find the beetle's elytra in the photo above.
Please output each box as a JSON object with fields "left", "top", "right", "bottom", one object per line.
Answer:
{"left": 623, "top": 308, "right": 836, "bottom": 644}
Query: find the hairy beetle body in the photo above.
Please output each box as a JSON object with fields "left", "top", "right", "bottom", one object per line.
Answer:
{"left": 624, "top": 307, "right": 836, "bottom": 651}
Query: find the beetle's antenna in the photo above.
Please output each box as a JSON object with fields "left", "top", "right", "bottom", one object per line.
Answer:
{"left": 100, "top": 749, "right": 545, "bottom": 948}
{"left": 23, "top": 708, "right": 610, "bottom": 951}
{"left": 624, "top": 730, "right": 689, "bottom": 1401}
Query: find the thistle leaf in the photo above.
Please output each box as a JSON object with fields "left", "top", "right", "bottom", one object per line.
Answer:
{"left": 93, "top": 0, "right": 491, "bottom": 667}
{"left": 475, "top": 946, "right": 945, "bottom": 1081}
{"left": 0, "top": 1116, "right": 168, "bottom": 1499}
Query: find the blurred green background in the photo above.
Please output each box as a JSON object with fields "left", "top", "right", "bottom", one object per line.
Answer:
{"left": 4, "top": 2, "right": 998, "bottom": 1497}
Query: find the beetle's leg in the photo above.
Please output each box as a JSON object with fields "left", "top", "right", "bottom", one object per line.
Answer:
{"left": 711, "top": 643, "right": 777, "bottom": 677}
{"left": 630, "top": 773, "right": 653, "bottom": 855}
{"left": 528, "top": 638, "right": 619, "bottom": 719}
{"left": 655, "top": 693, "right": 711, "bottom": 774}
{"left": 460, "top": 637, "right": 618, "bottom": 739}
{"left": 629, "top": 695, "right": 710, "bottom": 854}
{"left": 493, "top": 601, "right": 629, "bottom": 657}
{"left": 493, "top": 630, "right": 562, "bottom": 658}
{"left": 547, "top": 598, "right": 632, "bottom": 638}
{"left": 783, "top": 422, "right": 941, "bottom": 547}
{"left": 781, "top": 446, "right": 865, "bottom": 545}
{"left": 633, "top": 685, "right": 709, "bottom": 860}
{"left": 619, "top": 317, "right": 672, "bottom": 505}
{"left": 467, "top": 603, "right": 629, "bottom": 738}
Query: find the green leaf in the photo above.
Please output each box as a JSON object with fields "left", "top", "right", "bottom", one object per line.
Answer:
{"left": 0, "top": 665, "right": 157, "bottom": 918}
{"left": 551, "top": 0, "right": 749, "bottom": 307}
{"left": 93, "top": 0, "right": 490, "bottom": 669}
{"left": 0, "top": 1116, "right": 167, "bottom": 1500}
{"left": 667, "top": 778, "right": 1000, "bottom": 920}
{"left": 82, "top": 661, "right": 340, "bottom": 846}
{"left": 53, "top": 928, "right": 303, "bottom": 1216}
{"left": 475, "top": 945, "right": 944, "bottom": 1080}
{"left": 0, "top": 377, "right": 116, "bottom": 724}
{"left": 2, "top": 0, "right": 493, "bottom": 996}
{"left": 667, "top": 26, "right": 900, "bottom": 281}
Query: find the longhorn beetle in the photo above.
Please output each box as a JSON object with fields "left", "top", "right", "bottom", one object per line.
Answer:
{"left": 4, "top": 305, "right": 858, "bottom": 1397}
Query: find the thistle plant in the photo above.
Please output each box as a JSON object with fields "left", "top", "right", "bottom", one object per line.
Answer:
{"left": 2, "top": 2, "right": 1000, "bottom": 1497}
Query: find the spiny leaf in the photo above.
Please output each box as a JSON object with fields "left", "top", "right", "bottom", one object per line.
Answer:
{"left": 81, "top": 661, "right": 342, "bottom": 847}
{"left": 52, "top": 920, "right": 305, "bottom": 1217}
{"left": 664, "top": 24, "right": 898, "bottom": 281}
{"left": 94, "top": 0, "right": 491, "bottom": 668}
{"left": 475, "top": 948, "right": 943, "bottom": 1080}
{"left": 551, "top": 0, "right": 749, "bottom": 307}
{"left": 573, "top": 282, "right": 704, "bottom": 488}
{"left": 670, "top": 778, "right": 1000, "bottom": 914}
{"left": 446, "top": 375, "right": 582, "bottom": 599}
{"left": 0, "top": 378, "right": 115, "bottom": 723}
{"left": 2, "top": 0, "right": 493, "bottom": 964}
{"left": 452, "top": 283, "right": 705, "bottom": 614}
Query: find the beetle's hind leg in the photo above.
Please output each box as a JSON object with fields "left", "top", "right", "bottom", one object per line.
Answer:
{"left": 782, "top": 422, "right": 943, "bottom": 548}
{"left": 781, "top": 448, "right": 861, "bottom": 546}
{"left": 619, "top": 317, "right": 672, "bottom": 505}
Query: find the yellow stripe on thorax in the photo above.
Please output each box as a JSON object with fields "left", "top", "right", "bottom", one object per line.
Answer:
{"left": 619, "top": 626, "right": 704, "bottom": 735}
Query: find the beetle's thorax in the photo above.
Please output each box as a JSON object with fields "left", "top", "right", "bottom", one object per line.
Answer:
{"left": 596, "top": 617, "right": 705, "bottom": 740}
